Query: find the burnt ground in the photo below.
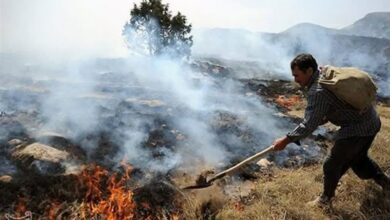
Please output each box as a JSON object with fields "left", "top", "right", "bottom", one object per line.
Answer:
{"left": 0, "top": 60, "right": 365, "bottom": 219}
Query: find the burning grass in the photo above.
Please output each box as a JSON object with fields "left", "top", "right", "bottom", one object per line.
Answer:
{"left": 1, "top": 73, "right": 388, "bottom": 219}
{"left": 0, "top": 162, "right": 184, "bottom": 220}
{"left": 274, "top": 95, "right": 303, "bottom": 111}
{"left": 77, "top": 163, "right": 136, "bottom": 219}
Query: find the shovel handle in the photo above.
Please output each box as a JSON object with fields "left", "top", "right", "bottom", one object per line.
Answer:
{"left": 208, "top": 145, "right": 275, "bottom": 183}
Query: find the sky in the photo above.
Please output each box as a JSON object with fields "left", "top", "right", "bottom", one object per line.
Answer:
{"left": 1, "top": 0, "right": 390, "bottom": 58}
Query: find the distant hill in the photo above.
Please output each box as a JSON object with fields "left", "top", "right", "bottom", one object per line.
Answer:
{"left": 280, "top": 12, "right": 390, "bottom": 40}
{"left": 342, "top": 12, "right": 390, "bottom": 40}
{"left": 193, "top": 12, "right": 390, "bottom": 69}
{"left": 192, "top": 12, "right": 390, "bottom": 96}
{"left": 281, "top": 23, "right": 340, "bottom": 35}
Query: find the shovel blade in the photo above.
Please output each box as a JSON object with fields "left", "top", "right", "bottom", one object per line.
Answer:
{"left": 181, "top": 182, "right": 213, "bottom": 190}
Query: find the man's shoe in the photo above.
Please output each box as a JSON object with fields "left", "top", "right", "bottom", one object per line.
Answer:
{"left": 306, "top": 195, "right": 333, "bottom": 211}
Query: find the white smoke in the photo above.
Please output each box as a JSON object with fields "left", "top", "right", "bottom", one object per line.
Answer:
{"left": 378, "top": 78, "right": 390, "bottom": 97}
{"left": 1, "top": 12, "right": 339, "bottom": 176}
{"left": 192, "top": 27, "right": 390, "bottom": 97}
{"left": 0, "top": 36, "right": 294, "bottom": 175}
{"left": 111, "top": 54, "right": 288, "bottom": 172}
{"left": 39, "top": 60, "right": 100, "bottom": 140}
{"left": 192, "top": 28, "right": 292, "bottom": 79}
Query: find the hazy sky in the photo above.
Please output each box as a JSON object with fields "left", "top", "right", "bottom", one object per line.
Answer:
{"left": 1, "top": 0, "right": 390, "bottom": 58}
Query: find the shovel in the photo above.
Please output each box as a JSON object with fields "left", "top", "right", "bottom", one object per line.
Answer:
{"left": 182, "top": 145, "right": 275, "bottom": 190}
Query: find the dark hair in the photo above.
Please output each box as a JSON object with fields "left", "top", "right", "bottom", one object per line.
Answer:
{"left": 290, "top": 53, "right": 318, "bottom": 73}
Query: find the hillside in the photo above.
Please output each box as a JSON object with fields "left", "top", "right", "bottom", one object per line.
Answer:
{"left": 192, "top": 12, "right": 390, "bottom": 97}
{"left": 281, "top": 23, "right": 340, "bottom": 35}
{"left": 342, "top": 12, "right": 390, "bottom": 40}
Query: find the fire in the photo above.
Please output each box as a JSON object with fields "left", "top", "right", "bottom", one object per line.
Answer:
{"left": 79, "top": 165, "right": 108, "bottom": 202}
{"left": 10, "top": 161, "right": 180, "bottom": 219}
{"left": 78, "top": 163, "right": 136, "bottom": 220}
{"left": 14, "top": 197, "right": 28, "bottom": 217}
{"left": 275, "top": 95, "right": 301, "bottom": 110}
{"left": 233, "top": 201, "right": 245, "bottom": 212}
{"left": 47, "top": 201, "right": 60, "bottom": 220}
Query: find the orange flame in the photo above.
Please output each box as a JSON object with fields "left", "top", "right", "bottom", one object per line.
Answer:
{"left": 47, "top": 201, "right": 60, "bottom": 220}
{"left": 77, "top": 163, "right": 136, "bottom": 220}
{"left": 41, "top": 161, "right": 180, "bottom": 219}
{"left": 275, "top": 95, "right": 301, "bottom": 110}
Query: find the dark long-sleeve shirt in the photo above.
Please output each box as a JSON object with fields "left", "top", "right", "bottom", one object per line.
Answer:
{"left": 287, "top": 70, "right": 381, "bottom": 142}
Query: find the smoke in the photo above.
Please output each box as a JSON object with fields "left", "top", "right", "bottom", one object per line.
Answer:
{"left": 192, "top": 27, "right": 390, "bottom": 97}
{"left": 1, "top": 53, "right": 291, "bottom": 174}
{"left": 378, "top": 78, "right": 390, "bottom": 97}
{"left": 192, "top": 28, "right": 292, "bottom": 79}
{"left": 39, "top": 61, "right": 100, "bottom": 140}
{"left": 108, "top": 55, "right": 289, "bottom": 172}
{"left": 2, "top": 14, "right": 349, "bottom": 177}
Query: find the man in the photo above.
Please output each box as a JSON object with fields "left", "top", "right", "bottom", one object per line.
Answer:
{"left": 272, "top": 53, "right": 389, "bottom": 208}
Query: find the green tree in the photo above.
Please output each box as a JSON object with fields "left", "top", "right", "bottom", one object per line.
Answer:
{"left": 122, "top": 0, "right": 193, "bottom": 58}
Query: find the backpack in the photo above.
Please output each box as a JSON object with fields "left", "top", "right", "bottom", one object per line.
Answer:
{"left": 319, "top": 65, "right": 377, "bottom": 111}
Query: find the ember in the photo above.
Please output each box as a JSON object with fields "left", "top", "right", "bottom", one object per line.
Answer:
{"left": 47, "top": 201, "right": 60, "bottom": 220}
{"left": 14, "top": 197, "right": 28, "bottom": 218}
{"left": 233, "top": 201, "right": 245, "bottom": 212}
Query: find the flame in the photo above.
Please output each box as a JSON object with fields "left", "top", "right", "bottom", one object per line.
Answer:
{"left": 79, "top": 165, "right": 108, "bottom": 202}
{"left": 17, "top": 160, "right": 180, "bottom": 219}
{"left": 275, "top": 95, "right": 301, "bottom": 110}
{"left": 233, "top": 201, "right": 245, "bottom": 212}
{"left": 77, "top": 163, "right": 136, "bottom": 220}
{"left": 14, "top": 197, "right": 27, "bottom": 217}
{"left": 47, "top": 201, "right": 60, "bottom": 220}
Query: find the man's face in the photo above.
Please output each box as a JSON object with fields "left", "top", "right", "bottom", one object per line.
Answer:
{"left": 292, "top": 66, "right": 313, "bottom": 87}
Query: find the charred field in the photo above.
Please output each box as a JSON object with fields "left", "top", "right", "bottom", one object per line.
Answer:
{"left": 0, "top": 57, "right": 389, "bottom": 220}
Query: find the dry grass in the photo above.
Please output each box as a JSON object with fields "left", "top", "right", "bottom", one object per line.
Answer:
{"left": 214, "top": 105, "right": 390, "bottom": 220}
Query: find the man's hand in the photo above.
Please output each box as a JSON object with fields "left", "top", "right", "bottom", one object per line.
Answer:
{"left": 272, "top": 136, "right": 291, "bottom": 151}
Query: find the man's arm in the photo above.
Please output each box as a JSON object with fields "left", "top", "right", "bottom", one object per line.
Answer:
{"left": 273, "top": 91, "right": 330, "bottom": 151}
